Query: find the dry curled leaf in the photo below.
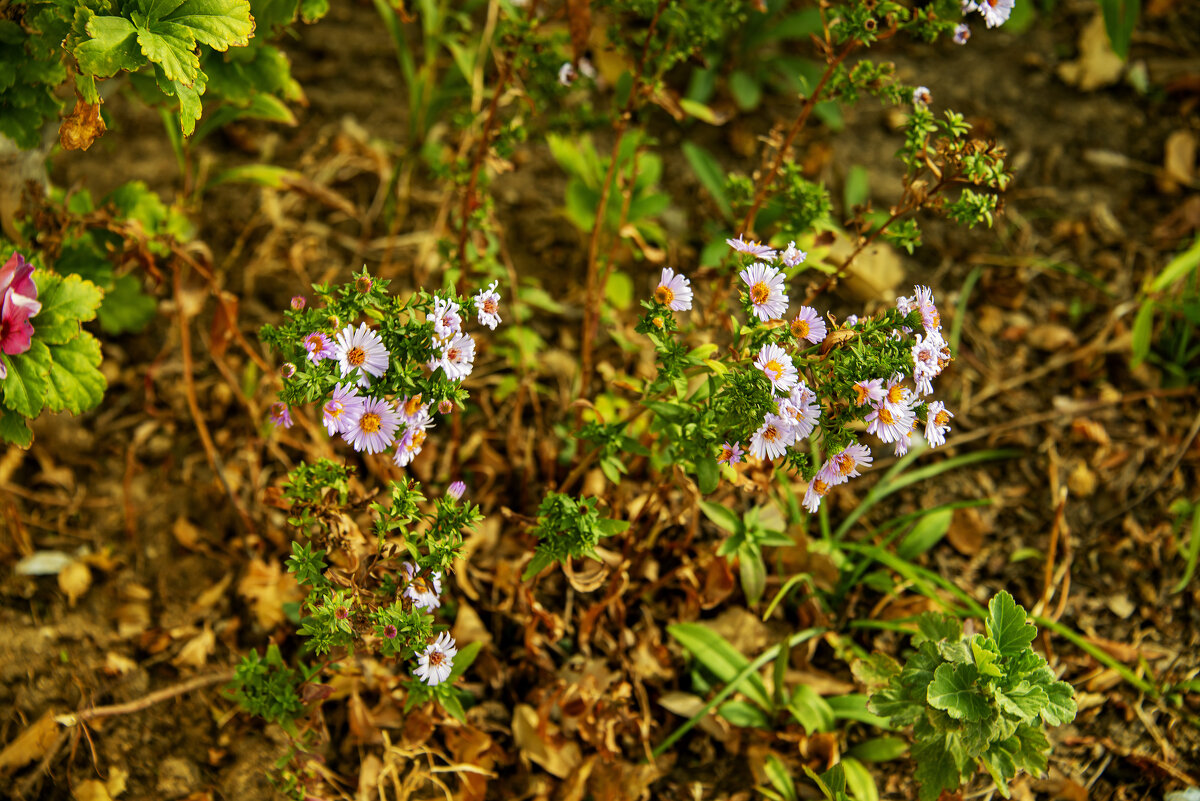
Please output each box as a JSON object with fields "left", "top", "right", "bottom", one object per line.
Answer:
{"left": 58, "top": 560, "right": 92, "bottom": 607}
{"left": 0, "top": 710, "right": 60, "bottom": 773}
{"left": 59, "top": 98, "right": 106, "bottom": 151}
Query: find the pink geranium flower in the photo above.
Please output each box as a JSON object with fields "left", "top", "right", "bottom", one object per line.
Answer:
{"left": 0, "top": 252, "right": 42, "bottom": 379}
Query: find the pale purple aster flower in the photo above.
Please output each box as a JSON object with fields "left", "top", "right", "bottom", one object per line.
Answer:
{"left": 414, "top": 632, "right": 457, "bottom": 686}
{"left": 755, "top": 343, "right": 798, "bottom": 393}
{"left": 817, "top": 459, "right": 848, "bottom": 488}
{"left": 397, "top": 394, "right": 431, "bottom": 427}
{"left": 778, "top": 381, "right": 820, "bottom": 439}
{"left": 780, "top": 241, "right": 807, "bottom": 268}
{"left": 962, "top": 0, "right": 978, "bottom": 12}
{"left": 976, "top": 0, "right": 1014, "bottom": 27}
{"left": 654, "top": 268, "right": 693, "bottom": 311}
{"left": 342, "top": 396, "right": 400, "bottom": 454}
{"left": 865, "top": 399, "right": 916, "bottom": 444}
{"left": 881, "top": 373, "right": 915, "bottom": 416}
{"left": 925, "top": 401, "right": 954, "bottom": 448}
{"left": 323, "top": 383, "right": 364, "bottom": 436}
{"left": 913, "top": 86, "right": 932, "bottom": 108}
{"left": 803, "top": 475, "right": 831, "bottom": 513}
{"left": 403, "top": 562, "right": 443, "bottom": 610}
{"left": 558, "top": 62, "right": 577, "bottom": 86}
{"left": 429, "top": 297, "right": 463, "bottom": 340}
{"left": 474, "top": 280, "right": 502, "bottom": 330}
{"left": 790, "top": 306, "right": 827, "bottom": 345}
{"left": 726, "top": 234, "right": 778, "bottom": 261}
{"left": 912, "top": 331, "right": 948, "bottom": 396}
{"left": 739, "top": 262, "right": 788, "bottom": 322}
{"left": 953, "top": 23, "right": 971, "bottom": 44}
{"left": 335, "top": 323, "right": 390, "bottom": 387}
{"left": 844, "top": 315, "right": 860, "bottom": 327}
{"left": 269, "top": 402, "right": 293, "bottom": 429}
{"left": 852, "top": 378, "right": 886, "bottom": 406}
{"left": 830, "top": 442, "right": 873, "bottom": 480}
{"left": 392, "top": 426, "right": 428, "bottom": 467}
{"left": 750, "top": 414, "right": 794, "bottom": 461}
{"left": 913, "top": 285, "right": 941, "bottom": 332}
{"left": 894, "top": 431, "right": 914, "bottom": 457}
{"left": 717, "top": 441, "right": 744, "bottom": 466}
{"left": 291, "top": 295, "right": 306, "bottom": 310}
{"left": 447, "top": 481, "right": 466, "bottom": 500}
{"left": 430, "top": 332, "right": 476, "bottom": 380}
{"left": 896, "top": 294, "right": 916, "bottom": 316}
{"left": 303, "top": 331, "right": 334, "bottom": 364}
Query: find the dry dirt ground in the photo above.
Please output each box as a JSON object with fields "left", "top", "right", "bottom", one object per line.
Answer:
{"left": 2, "top": 0, "right": 1199, "bottom": 799}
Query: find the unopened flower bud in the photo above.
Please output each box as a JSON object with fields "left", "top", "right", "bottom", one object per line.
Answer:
{"left": 280, "top": 362, "right": 297, "bottom": 379}
{"left": 447, "top": 481, "right": 466, "bottom": 501}
{"left": 291, "top": 295, "right": 306, "bottom": 310}
{"left": 355, "top": 275, "right": 373, "bottom": 293}
{"left": 438, "top": 399, "right": 453, "bottom": 415}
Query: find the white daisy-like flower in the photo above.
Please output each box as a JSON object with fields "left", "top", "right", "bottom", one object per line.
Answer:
{"left": 392, "top": 426, "right": 429, "bottom": 467}
{"left": 865, "top": 399, "right": 916, "bottom": 444}
{"left": 414, "top": 632, "right": 458, "bottom": 686}
{"left": 429, "top": 297, "right": 463, "bottom": 339}
{"left": 323, "top": 383, "right": 365, "bottom": 436}
{"left": 912, "top": 331, "right": 947, "bottom": 396}
{"left": 397, "top": 394, "right": 431, "bottom": 427}
{"left": 739, "top": 262, "right": 789, "bottom": 321}
{"left": 402, "top": 562, "right": 443, "bottom": 610}
{"left": 778, "top": 381, "right": 821, "bottom": 439}
{"left": 342, "top": 396, "right": 401, "bottom": 454}
{"left": 750, "top": 414, "right": 794, "bottom": 461}
{"left": 976, "top": 0, "right": 1014, "bottom": 28}
{"left": 654, "top": 268, "right": 693, "bottom": 311}
{"left": 913, "top": 285, "right": 941, "bottom": 332}
{"left": 726, "top": 235, "right": 778, "bottom": 261}
{"left": 803, "top": 475, "right": 831, "bottom": 513}
{"left": 925, "top": 401, "right": 954, "bottom": 448}
{"left": 335, "top": 323, "right": 390, "bottom": 388}
{"left": 829, "top": 442, "right": 873, "bottom": 481}
{"left": 953, "top": 23, "right": 971, "bottom": 44}
{"left": 894, "top": 431, "right": 914, "bottom": 457}
{"left": 881, "top": 373, "right": 915, "bottom": 416}
{"left": 912, "top": 86, "right": 932, "bottom": 108}
{"left": 558, "top": 62, "right": 577, "bottom": 86}
{"left": 754, "top": 343, "right": 798, "bottom": 393}
{"left": 844, "top": 314, "right": 860, "bottom": 327}
{"left": 474, "top": 280, "right": 502, "bottom": 330}
{"left": 780, "top": 241, "right": 807, "bottom": 268}
{"left": 430, "top": 332, "right": 476, "bottom": 380}
{"left": 790, "top": 306, "right": 827, "bottom": 345}
{"left": 896, "top": 294, "right": 916, "bottom": 316}
{"left": 852, "top": 378, "right": 886, "bottom": 406}
{"left": 303, "top": 332, "right": 334, "bottom": 364}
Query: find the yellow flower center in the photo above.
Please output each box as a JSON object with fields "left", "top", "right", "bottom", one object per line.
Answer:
{"left": 409, "top": 430, "right": 427, "bottom": 452}
{"left": 346, "top": 346, "right": 366, "bottom": 367}
{"left": 813, "top": 478, "right": 829, "bottom": 495}
{"left": 887, "top": 385, "right": 904, "bottom": 404}
{"left": 763, "top": 425, "right": 779, "bottom": 443}
{"left": 326, "top": 400, "right": 344, "bottom": 418}
{"left": 837, "top": 455, "right": 855, "bottom": 476}
{"left": 853, "top": 384, "right": 869, "bottom": 405}
{"left": 655, "top": 285, "right": 675, "bottom": 305}
{"left": 483, "top": 298, "right": 498, "bottom": 314}
{"left": 879, "top": 407, "right": 895, "bottom": 425}
{"left": 750, "top": 282, "right": 771, "bottom": 305}
{"left": 447, "top": 347, "right": 460, "bottom": 362}
{"left": 360, "top": 412, "right": 381, "bottom": 433}
{"left": 791, "top": 318, "right": 811, "bottom": 339}
{"left": 427, "top": 649, "right": 446, "bottom": 666}
{"left": 764, "top": 359, "right": 783, "bottom": 380}
{"left": 413, "top": 575, "right": 433, "bottom": 594}
{"left": 719, "top": 447, "right": 733, "bottom": 461}
{"left": 935, "top": 410, "right": 950, "bottom": 426}
{"left": 652, "top": 317, "right": 664, "bottom": 329}
{"left": 404, "top": 395, "right": 423, "bottom": 416}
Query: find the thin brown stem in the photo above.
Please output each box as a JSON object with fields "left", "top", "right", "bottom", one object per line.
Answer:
{"left": 457, "top": 63, "right": 512, "bottom": 270}
{"left": 740, "top": 41, "right": 855, "bottom": 236}
{"left": 59, "top": 669, "right": 236, "bottom": 726}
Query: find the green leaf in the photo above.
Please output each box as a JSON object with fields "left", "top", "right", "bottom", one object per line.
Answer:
{"left": 847, "top": 737, "right": 908, "bottom": 762}
{"left": 728, "top": 69, "right": 761, "bottom": 110}
{"left": 45, "top": 333, "right": 107, "bottom": 415}
{"left": 841, "top": 758, "right": 878, "bottom": 801}
{"left": 1130, "top": 302, "right": 1154, "bottom": 368}
{"left": 1149, "top": 234, "right": 1200, "bottom": 293}
{"left": 447, "top": 640, "right": 481, "bottom": 682}
{"left": 927, "top": 663, "right": 990, "bottom": 722}
{"left": 1011, "top": 723, "right": 1050, "bottom": 776}
{"left": 681, "top": 142, "right": 732, "bottom": 221}
{"left": 75, "top": 15, "right": 146, "bottom": 77}
{"left": 897, "top": 507, "right": 953, "bottom": 559}
{"left": 764, "top": 755, "right": 798, "bottom": 801}
{"left": 696, "top": 455, "right": 719, "bottom": 495}
{"left": 912, "top": 732, "right": 965, "bottom": 801}
{"left": 1039, "top": 680, "right": 1077, "bottom": 727}
{"left": 852, "top": 653, "right": 902, "bottom": 689}
{"left": 718, "top": 699, "right": 771, "bottom": 728}
{"left": 33, "top": 273, "right": 104, "bottom": 344}
{"left": 667, "top": 622, "right": 772, "bottom": 711}
{"left": 0, "top": 406, "right": 33, "bottom": 448}
{"left": 1099, "top": 0, "right": 1139, "bottom": 60}
{"left": 165, "top": 0, "right": 254, "bottom": 50}
{"left": 915, "top": 612, "right": 961, "bottom": 645}
{"left": 739, "top": 546, "right": 766, "bottom": 606}
{"left": 438, "top": 690, "right": 466, "bottom": 724}
{"left": 3, "top": 339, "right": 52, "bottom": 418}
{"left": 787, "top": 684, "right": 834, "bottom": 734}
{"left": 971, "top": 636, "right": 1003, "bottom": 678}
{"left": 844, "top": 165, "right": 870, "bottom": 212}
{"left": 700, "top": 501, "right": 742, "bottom": 535}
{"left": 136, "top": 18, "right": 201, "bottom": 85}
{"left": 986, "top": 591, "right": 1037, "bottom": 658}
{"left": 98, "top": 274, "right": 158, "bottom": 335}
{"left": 299, "top": 0, "right": 329, "bottom": 22}
{"left": 994, "top": 682, "right": 1048, "bottom": 722}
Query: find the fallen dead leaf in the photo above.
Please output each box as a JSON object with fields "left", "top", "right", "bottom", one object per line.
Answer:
{"left": 829, "top": 232, "right": 904, "bottom": 303}
{"left": 512, "top": 703, "right": 582, "bottom": 779}
{"left": 73, "top": 780, "right": 114, "bottom": 801}
{"left": 103, "top": 652, "right": 138, "bottom": 676}
{"left": 172, "top": 624, "right": 216, "bottom": 669}
{"left": 1057, "top": 14, "right": 1124, "bottom": 91}
{"left": 657, "top": 692, "right": 729, "bottom": 742}
{"left": 58, "top": 560, "right": 92, "bottom": 607}
{"left": 0, "top": 710, "right": 60, "bottom": 773}
{"left": 948, "top": 506, "right": 988, "bottom": 556}
{"left": 1067, "top": 461, "right": 1097, "bottom": 497}
{"left": 238, "top": 559, "right": 303, "bottom": 630}
{"left": 173, "top": 517, "right": 204, "bottom": 550}
{"left": 1161, "top": 129, "right": 1197, "bottom": 192}
{"left": 1027, "top": 323, "right": 1077, "bottom": 351}
{"left": 190, "top": 573, "right": 233, "bottom": 616}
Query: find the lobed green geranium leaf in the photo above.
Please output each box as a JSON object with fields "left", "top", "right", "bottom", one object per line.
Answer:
{"left": 912, "top": 732, "right": 965, "bottom": 801}
{"left": 75, "top": 14, "right": 147, "bottom": 78}
{"left": 0, "top": 406, "right": 33, "bottom": 448}
{"left": 993, "top": 682, "right": 1048, "bottom": 722}
{"left": 135, "top": 17, "right": 201, "bottom": 85}
{"left": 986, "top": 591, "right": 1037, "bottom": 658}
{"left": 45, "top": 333, "right": 106, "bottom": 415}
{"left": 1040, "top": 680, "right": 1078, "bottom": 727}
{"left": 3, "top": 340, "right": 52, "bottom": 419}
{"left": 927, "top": 663, "right": 990, "bottom": 722}
{"left": 33, "top": 273, "right": 104, "bottom": 345}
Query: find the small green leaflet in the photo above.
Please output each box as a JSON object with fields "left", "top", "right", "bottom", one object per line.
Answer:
{"left": 993, "top": 682, "right": 1048, "bottom": 722}
{"left": 75, "top": 14, "right": 147, "bottom": 78}
{"left": 927, "top": 663, "right": 991, "bottom": 722}
{"left": 32, "top": 273, "right": 103, "bottom": 344}
{"left": 4, "top": 339, "right": 53, "bottom": 418}
{"left": 45, "top": 334, "right": 107, "bottom": 415}
{"left": 0, "top": 406, "right": 33, "bottom": 447}
{"left": 986, "top": 591, "right": 1038, "bottom": 657}
{"left": 911, "top": 732, "right": 964, "bottom": 801}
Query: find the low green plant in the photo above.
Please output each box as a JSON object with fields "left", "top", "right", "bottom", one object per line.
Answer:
{"left": 1131, "top": 234, "right": 1200, "bottom": 387}
{"left": 523, "top": 491, "right": 629, "bottom": 580}
{"left": 863, "top": 592, "right": 1077, "bottom": 801}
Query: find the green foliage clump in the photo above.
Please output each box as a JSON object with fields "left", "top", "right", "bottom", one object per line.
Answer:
{"left": 864, "top": 592, "right": 1077, "bottom": 801}
{"left": 523, "top": 492, "right": 629, "bottom": 580}
{"left": 232, "top": 643, "right": 311, "bottom": 729}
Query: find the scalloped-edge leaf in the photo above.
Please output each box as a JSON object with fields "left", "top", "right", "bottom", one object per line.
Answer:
{"left": 927, "top": 662, "right": 990, "bottom": 722}
{"left": 75, "top": 14, "right": 147, "bottom": 78}
{"left": 32, "top": 273, "right": 104, "bottom": 345}
{"left": 0, "top": 406, "right": 33, "bottom": 447}
{"left": 986, "top": 591, "right": 1037, "bottom": 658}
{"left": 3, "top": 340, "right": 52, "bottom": 418}
{"left": 44, "top": 333, "right": 106, "bottom": 415}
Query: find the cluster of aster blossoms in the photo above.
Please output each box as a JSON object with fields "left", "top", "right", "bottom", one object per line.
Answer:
{"left": 270, "top": 280, "right": 503, "bottom": 478}
{"left": 0, "top": 253, "right": 42, "bottom": 380}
